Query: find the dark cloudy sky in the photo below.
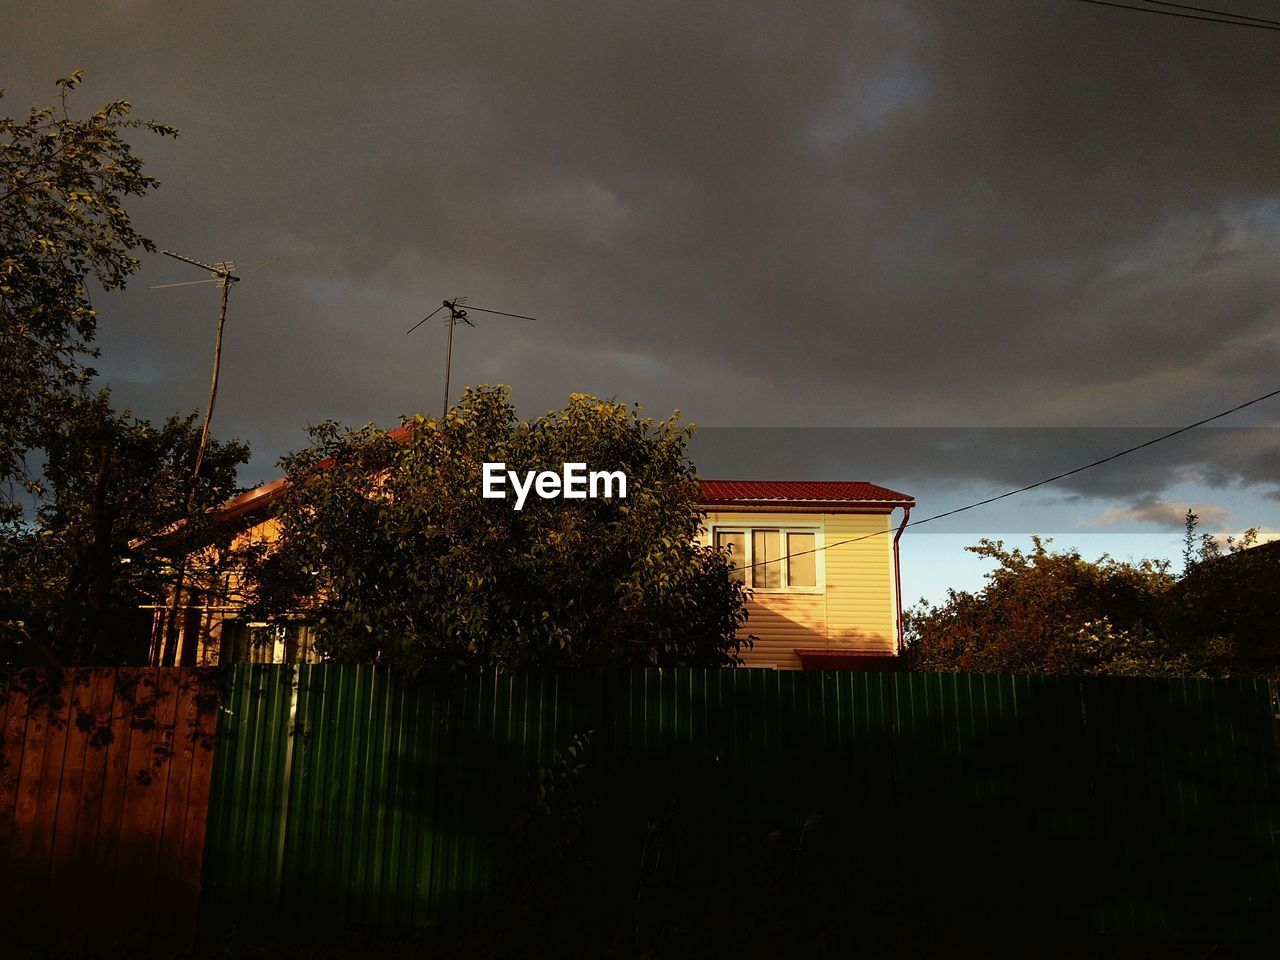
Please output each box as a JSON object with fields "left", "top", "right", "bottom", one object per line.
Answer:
{"left": 6, "top": 0, "right": 1279, "bottom": 600}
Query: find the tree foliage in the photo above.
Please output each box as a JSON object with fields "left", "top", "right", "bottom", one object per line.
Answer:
{"left": 244, "top": 386, "right": 750, "bottom": 670}
{"left": 1168, "top": 511, "right": 1277, "bottom": 669}
{"left": 1, "top": 71, "right": 178, "bottom": 514}
{"left": 902, "top": 535, "right": 1240, "bottom": 677}
{"left": 0, "top": 391, "right": 248, "bottom": 665}
{"left": 0, "top": 75, "right": 249, "bottom": 665}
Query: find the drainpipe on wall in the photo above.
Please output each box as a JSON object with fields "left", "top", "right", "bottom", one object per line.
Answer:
{"left": 892, "top": 505, "right": 912, "bottom": 656}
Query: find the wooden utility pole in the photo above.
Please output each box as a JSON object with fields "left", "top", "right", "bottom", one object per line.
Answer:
{"left": 153, "top": 253, "right": 239, "bottom": 666}
{"left": 190, "top": 273, "right": 234, "bottom": 497}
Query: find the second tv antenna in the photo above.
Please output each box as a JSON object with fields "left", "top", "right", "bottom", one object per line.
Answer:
{"left": 405, "top": 297, "right": 536, "bottom": 418}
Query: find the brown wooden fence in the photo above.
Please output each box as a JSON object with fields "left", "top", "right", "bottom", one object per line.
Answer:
{"left": 0, "top": 667, "right": 220, "bottom": 952}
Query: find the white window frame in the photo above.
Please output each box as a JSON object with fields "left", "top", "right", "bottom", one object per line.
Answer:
{"left": 711, "top": 521, "right": 825, "bottom": 595}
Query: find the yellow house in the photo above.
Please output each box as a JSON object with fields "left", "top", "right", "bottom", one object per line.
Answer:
{"left": 696, "top": 480, "right": 913, "bottom": 670}
{"left": 151, "top": 459, "right": 913, "bottom": 670}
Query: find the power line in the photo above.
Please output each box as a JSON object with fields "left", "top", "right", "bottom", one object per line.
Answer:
{"left": 736, "top": 384, "right": 1280, "bottom": 572}
{"left": 1144, "top": 0, "right": 1280, "bottom": 27}
{"left": 1067, "top": 0, "right": 1280, "bottom": 30}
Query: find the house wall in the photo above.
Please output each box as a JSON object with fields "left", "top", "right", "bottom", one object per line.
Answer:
{"left": 700, "top": 509, "right": 897, "bottom": 669}
{"left": 160, "top": 517, "right": 282, "bottom": 667}
{"left": 168, "top": 508, "right": 900, "bottom": 669}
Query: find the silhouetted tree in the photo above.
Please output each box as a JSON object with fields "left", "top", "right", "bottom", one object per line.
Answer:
{"left": 0, "top": 74, "right": 249, "bottom": 664}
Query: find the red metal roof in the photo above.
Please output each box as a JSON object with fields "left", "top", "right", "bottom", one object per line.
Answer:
{"left": 154, "top": 449, "right": 910, "bottom": 549}
{"left": 213, "top": 475, "right": 913, "bottom": 525}
{"left": 205, "top": 424, "right": 416, "bottom": 524}
{"left": 697, "top": 479, "right": 913, "bottom": 507}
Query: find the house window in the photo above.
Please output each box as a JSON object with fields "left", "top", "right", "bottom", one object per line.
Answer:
{"left": 715, "top": 530, "right": 747, "bottom": 584}
{"left": 753, "top": 530, "right": 781, "bottom": 588}
{"left": 787, "top": 531, "right": 817, "bottom": 587}
{"left": 713, "top": 525, "right": 823, "bottom": 592}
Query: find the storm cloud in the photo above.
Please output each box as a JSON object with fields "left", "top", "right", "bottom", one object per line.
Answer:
{"left": 5, "top": 0, "right": 1279, "bottom": 510}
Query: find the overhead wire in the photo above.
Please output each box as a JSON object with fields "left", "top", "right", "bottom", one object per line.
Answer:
{"left": 735, "top": 384, "right": 1280, "bottom": 572}
{"left": 1142, "top": 0, "right": 1280, "bottom": 27}
{"left": 1066, "top": 0, "right": 1280, "bottom": 31}
{"left": 404, "top": 303, "right": 446, "bottom": 335}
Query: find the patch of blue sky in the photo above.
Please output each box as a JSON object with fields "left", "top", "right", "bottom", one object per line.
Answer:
{"left": 900, "top": 473, "right": 1278, "bottom": 606}
{"left": 901, "top": 530, "right": 1187, "bottom": 610}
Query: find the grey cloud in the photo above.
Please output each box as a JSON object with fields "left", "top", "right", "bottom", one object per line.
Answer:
{"left": 4, "top": 0, "right": 1279, "bottom": 496}
{"left": 1090, "top": 495, "right": 1228, "bottom": 532}
{"left": 690, "top": 427, "right": 1280, "bottom": 501}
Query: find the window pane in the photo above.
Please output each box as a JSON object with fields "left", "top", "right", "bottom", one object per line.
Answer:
{"left": 787, "top": 532, "right": 817, "bottom": 587}
{"left": 716, "top": 531, "right": 747, "bottom": 583}
{"left": 753, "top": 529, "right": 781, "bottom": 588}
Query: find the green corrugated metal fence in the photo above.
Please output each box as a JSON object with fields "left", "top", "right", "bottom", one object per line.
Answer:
{"left": 199, "top": 667, "right": 1280, "bottom": 945}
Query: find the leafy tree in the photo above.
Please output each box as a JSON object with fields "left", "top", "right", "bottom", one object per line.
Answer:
{"left": 0, "top": 75, "right": 250, "bottom": 665}
{"left": 1166, "top": 511, "right": 1276, "bottom": 671}
{"left": 1, "top": 71, "right": 177, "bottom": 520}
{"left": 0, "top": 390, "right": 249, "bottom": 665}
{"left": 244, "top": 385, "right": 750, "bottom": 670}
{"left": 902, "top": 536, "right": 1234, "bottom": 677}
{"left": 1179, "top": 508, "right": 1258, "bottom": 570}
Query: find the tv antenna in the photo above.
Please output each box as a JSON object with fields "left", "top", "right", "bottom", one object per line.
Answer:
{"left": 405, "top": 297, "right": 537, "bottom": 417}
{"left": 148, "top": 249, "right": 276, "bottom": 666}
